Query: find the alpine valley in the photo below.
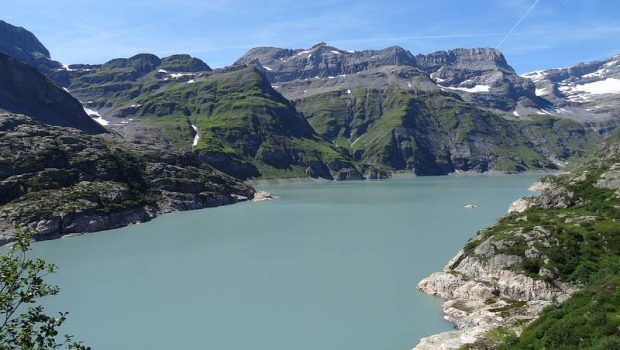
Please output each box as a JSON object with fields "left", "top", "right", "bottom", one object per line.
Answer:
{"left": 1, "top": 16, "right": 619, "bottom": 350}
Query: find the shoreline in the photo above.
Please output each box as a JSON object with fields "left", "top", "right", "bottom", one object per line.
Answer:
{"left": 0, "top": 194, "right": 253, "bottom": 247}
{"left": 248, "top": 169, "right": 558, "bottom": 186}
{"left": 411, "top": 178, "right": 573, "bottom": 349}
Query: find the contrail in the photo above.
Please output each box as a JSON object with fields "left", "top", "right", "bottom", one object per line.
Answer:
{"left": 496, "top": 0, "right": 542, "bottom": 48}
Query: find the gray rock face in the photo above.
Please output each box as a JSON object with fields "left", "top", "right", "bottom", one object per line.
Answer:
{"left": 0, "top": 19, "right": 51, "bottom": 61}
{"left": 235, "top": 44, "right": 536, "bottom": 111}
{"left": 0, "top": 19, "right": 69, "bottom": 85}
{"left": 521, "top": 54, "right": 620, "bottom": 122}
{"left": 234, "top": 42, "right": 417, "bottom": 83}
{"left": 415, "top": 226, "right": 577, "bottom": 349}
{"left": 0, "top": 52, "right": 106, "bottom": 134}
{"left": 415, "top": 48, "right": 513, "bottom": 72}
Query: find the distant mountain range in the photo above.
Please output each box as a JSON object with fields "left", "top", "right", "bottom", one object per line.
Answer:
{"left": 0, "top": 17, "right": 617, "bottom": 236}
{"left": 522, "top": 55, "right": 620, "bottom": 121}
{"left": 2, "top": 19, "right": 618, "bottom": 181}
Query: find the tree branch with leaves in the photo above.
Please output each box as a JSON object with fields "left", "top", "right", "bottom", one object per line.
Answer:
{"left": 0, "top": 227, "right": 89, "bottom": 350}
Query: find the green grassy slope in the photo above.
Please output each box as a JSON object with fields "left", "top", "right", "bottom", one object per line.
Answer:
{"left": 129, "top": 67, "right": 362, "bottom": 180}
{"left": 296, "top": 88, "right": 593, "bottom": 175}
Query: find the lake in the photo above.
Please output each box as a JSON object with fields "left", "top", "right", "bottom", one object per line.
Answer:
{"left": 32, "top": 174, "right": 541, "bottom": 350}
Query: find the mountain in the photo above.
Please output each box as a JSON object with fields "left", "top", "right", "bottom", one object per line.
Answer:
{"left": 65, "top": 52, "right": 212, "bottom": 118}
{"left": 522, "top": 54, "right": 620, "bottom": 122}
{"left": 235, "top": 43, "right": 538, "bottom": 113}
{"left": 234, "top": 43, "right": 417, "bottom": 83}
{"left": 0, "top": 53, "right": 253, "bottom": 245}
{"left": 0, "top": 19, "right": 69, "bottom": 85}
{"left": 0, "top": 20, "right": 610, "bottom": 179}
{"left": 236, "top": 43, "right": 601, "bottom": 174}
{"left": 415, "top": 128, "right": 620, "bottom": 349}
{"left": 115, "top": 67, "right": 361, "bottom": 179}
{"left": 0, "top": 51, "right": 106, "bottom": 134}
{"left": 0, "top": 20, "right": 51, "bottom": 64}
{"left": 26, "top": 41, "right": 362, "bottom": 180}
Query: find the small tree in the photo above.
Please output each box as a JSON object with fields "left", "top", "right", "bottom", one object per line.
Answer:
{"left": 0, "top": 227, "right": 89, "bottom": 349}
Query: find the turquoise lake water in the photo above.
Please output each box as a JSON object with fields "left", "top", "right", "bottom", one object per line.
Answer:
{"left": 31, "top": 174, "right": 541, "bottom": 350}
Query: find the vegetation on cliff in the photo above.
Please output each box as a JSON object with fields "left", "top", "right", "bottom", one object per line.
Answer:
{"left": 459, "top": 130, "right": 620, "bottom": 349}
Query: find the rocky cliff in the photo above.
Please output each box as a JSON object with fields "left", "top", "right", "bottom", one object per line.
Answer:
{"left": 235, "top": 42, "right": 417, "bottom": 83}
{"left": 235, "top": 43, "right": 538, "bottom": 111}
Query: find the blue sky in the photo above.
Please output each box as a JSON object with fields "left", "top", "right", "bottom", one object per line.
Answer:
{"left": 3, "top": 0, "right": 619, "bottom": 73}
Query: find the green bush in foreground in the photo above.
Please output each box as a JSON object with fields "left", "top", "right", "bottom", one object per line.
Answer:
{"left": 0, "top": 228, "right": 89, "bottom": 350}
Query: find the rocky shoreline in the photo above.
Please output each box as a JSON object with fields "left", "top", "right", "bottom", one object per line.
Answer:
{"left": 0, "top": 191, "right": 253, "bottom": 247}
{"left": 412, "top": 178, "right": 577, "bottom": 349}
{"left": 413, "top": 249, "right": 576, "bottom": 349}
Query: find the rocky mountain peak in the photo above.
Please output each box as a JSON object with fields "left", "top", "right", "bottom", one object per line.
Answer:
{"left": 311, "top": 42, "right": 328, "bottom": 48}
{"left": 416, "top": 47, "right": 513, "bottom": 73}
{"left": 102, "top": 53, "right": 162, "bottom": 74}
{"left": 0, "top": 20, "right": 50, "bottom": 58}
{"left": 160, "top": 54, "right": 211, "bottom": 72}
{"left": 0, "top": 19, "right": 66, "bottom": 84}
{"left": 234, "top": 43, "right": 418, "bottom": 83}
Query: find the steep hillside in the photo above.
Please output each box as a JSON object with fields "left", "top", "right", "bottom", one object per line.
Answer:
{"left": 295, "top": 86, "right": 599, "bottom": 175}
{"left": 414, "top": 130, "right": 620, "bottom": 349}
{"left": 127, "top": 66, "right": 364, "bottom": 180}
{"left": 0, "top": 52, "right": 106, "bottom": 134}
{"left": 0, "top": 19, "right": 69, "bottom": 85}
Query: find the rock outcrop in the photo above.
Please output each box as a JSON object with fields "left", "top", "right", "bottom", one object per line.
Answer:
{"left": 414, "top": 225, "right": 576, "bottom": 349}
{"left": 0, "top": 114, "right": 254, "bottom": 245}
{"left": 413, "top": 131, "right": 620, "bottom": 348}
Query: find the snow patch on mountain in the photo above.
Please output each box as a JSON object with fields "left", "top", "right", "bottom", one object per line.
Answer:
{"left": 191, "top": 124, "right": 199, "bottom": 147}
{"left": 573, "top": 78, "right": 620, "bottom": 94}
{"left": 443, "top": 84, "right": 491, "bottom": 93}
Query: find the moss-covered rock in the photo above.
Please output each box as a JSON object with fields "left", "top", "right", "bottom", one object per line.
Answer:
{"left": 0, "top": 114, "right": 254, "bottom": 245}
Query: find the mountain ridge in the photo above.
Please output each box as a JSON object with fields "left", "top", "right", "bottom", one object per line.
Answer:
{"left": 0, "top": 19, "right": 617, "bottom": 180}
